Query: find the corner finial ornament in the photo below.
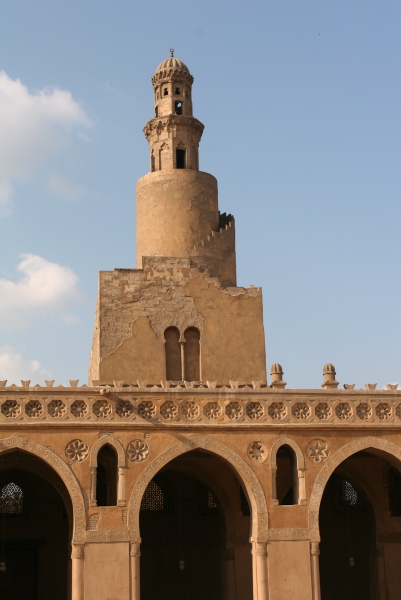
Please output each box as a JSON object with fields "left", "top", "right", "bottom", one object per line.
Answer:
{"left": 170, "top": 48, "right": 174, "bottom": 57}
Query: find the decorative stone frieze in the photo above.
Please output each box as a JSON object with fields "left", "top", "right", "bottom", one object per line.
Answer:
{"left": 26, "top": 400, "right": 43, "bottom": 417}
{"left": 115, "top": 399, "right": 135, "bottom": 418}
{"left": 247, "top": 441, "right": 267, "bottom": 463}
{"left": 246, "top": 402, "right": 264, "bottom": 420}
{"left": 160, "top": 400, "right": 178, "bottom": 420}
{"left": 93, "top": 399, "right": 112, "bottom": 418}
{"left": 181, "top": 400, "right": 199, "bottom": 420}
{"left": 292, "top": 402, "right": 311, "bottom": 420}
{"left": 138, "top": 400, "right": 156, "bottom": 419}
{"left": 268, "top": 402, "right": 286, "bottom": 420}
{"left": 48, "top": 399, "right": 66, "bottom": 418}
{"left": 225, "top": 402, "right": 243, "bottom": 420}
{"left": 1, "top": 400, "right": 21, "bottom": 418}
{"left": 335, "top": 402, "right": 352, "bottom": 420}
{"left": 203, "top": 401, "right": 221, "bottom": 419}
{"left": 315, "top": 402, "right": 331, "bottom": 420}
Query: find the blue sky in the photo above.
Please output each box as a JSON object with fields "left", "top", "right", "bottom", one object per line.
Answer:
{"left": 0, "top": 0, "right": 399, "bottom": 389}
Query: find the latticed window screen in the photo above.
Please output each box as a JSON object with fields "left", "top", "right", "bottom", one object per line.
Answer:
{"left": 141, "top": 480, "right": 164, "bottom": 511}
{"left": 0, "top": 482, "right": 23, "bottom": 514}
{"left": 207, "top": 490, "right": 218, "bottom": 509}
{"left": 339, "top": 479, "right": 358, "bottom": 507}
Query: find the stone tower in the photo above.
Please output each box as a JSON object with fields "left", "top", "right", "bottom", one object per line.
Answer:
{"left": 89, "top": 53, "right": 266, "bottom": 385}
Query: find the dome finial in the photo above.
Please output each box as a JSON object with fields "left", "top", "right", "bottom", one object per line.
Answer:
{"left": 170, "top": 48, "right": 174, "bottom": 57}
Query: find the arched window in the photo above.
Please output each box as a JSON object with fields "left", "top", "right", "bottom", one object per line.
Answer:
{"left": 165, "top": 327, "right": 182, "bottom": 381}
{"left": 184, "top": 327, "right": 200, "bottom": 381}
{"left": 276, "top": 444, "right": 297, "bottom": 505}
{"left": 0, "top": 482, "right": 23, "bottom": 514}
{"left": 96, "top": 444, "right": 118, "bottom": 506}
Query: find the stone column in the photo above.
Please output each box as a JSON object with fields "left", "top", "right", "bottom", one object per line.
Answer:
{"left": 271, "top": 467, "right": 278, "bottom": 506}
{"left": 310, "top": 542, "right": 321, "bottom": 600}
{"left": 90, "top": 466, "right": 97, "bottom": 506}
{"left": 130, "top": 541, "right": 141, "bottom": 600}
{"left": 71, "top": 543, "right": 85, "bottom": 600}
{"left": 252, "top": 541, "right": 268, "bottom": 600}
{"left": 118, "top": 466, "right": 126, "bottom": 506}
{"left": 298, "top": 469, "right": 306, "bottom": 505}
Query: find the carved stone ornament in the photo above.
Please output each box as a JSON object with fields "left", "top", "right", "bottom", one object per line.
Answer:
{"left": 138, "top": 400, "right": 156, "bottom": 419}
{"left": 160, "top": 400, "right": 178, "bottom": 420}
{"left": 247, "top": 441, "right": 267, "bottom": 463}
{"left": 396, "top": 404, "right": 401, "bottom": 420}
{"left": 65, "top": 439, "right": 89, "bottom": 462}
{"left": 225, "top": 402, "right": 243, "bottom": 420}
{"left": 315, "top": 402, "right": 331, "bottom": 420}
{"left": 335, "top": 402, "right": 352, "bottom": 420}
{"left": 204, "top": 401, "right": 221, "bottom": 419}
{"left": 93, "top": 399, "right": 112, "bottom": 418}
{"left": 127, "top": 440, "right": 150, "bottom": 463}
{"left": 48, "top": 399, "right": 66, "bottom": 418}
{"left": 246, "top": 402, "right": 264, "bottom": 420}
{"left": 375, "top": 403, "right": 392, "bottom": 420}
{"left": 71, "top": 399, "right": 88, "bottom": 418}
{"left": 181, "top": 401, "right": 199, "bottom": 420}
{"left": 307, "top": 439, "right": 329, "bottom": 463}
{"left": 292, "top": 402, "right": 311, "bottom": 420}
{"left": 1, "top": 400, "right": 21, "bottom": 418}
{"left": 356, "top": 403, "right": 372, "bottom": 420}
{"left": 116, "top": 399, "right": 134, "bottom": 418}
{"left": 268, "top": 402, "right": 286, "bottom": 420}
{"left": 25, "top": 400, "right": 43, "bottom": 417}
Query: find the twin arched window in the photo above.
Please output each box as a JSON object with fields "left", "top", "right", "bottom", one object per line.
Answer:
{"left": 165, "top": 327, "right": 200, "bottom": 382}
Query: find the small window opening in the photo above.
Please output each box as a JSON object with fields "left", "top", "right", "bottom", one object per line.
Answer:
{"left": 183, "top": 327, "right": 200, "bottom": 380}
{"left": 175, "top": 101, "right": 182, "bottom": 115}
{"left": 0, "top": 482, "right": 23, "bottom": 514}
{"left": 141, "top": 480, "right": 165, "bottom": 512}
{"left": 276, "top": 445, "right": 297, "bottom": 505}
{"left": 163, "top": 87, "right": 168, "bottom": 96}
{"left": 155, "top": 106, "right": 158, "bottom": 117}
{"left": 96, "top": 444, "right": 118, "bottom": 506}
{"left": 176, "top": 148, "right": 186, "bottom": 169}
{"left": 175, "top": 87, "right": 180, "bottom": 95}
{"left": 165, "top": 326, "right": 182, "bottom": 380}
{"left": 151, "top": 155, "right": 155, "bottom": 172}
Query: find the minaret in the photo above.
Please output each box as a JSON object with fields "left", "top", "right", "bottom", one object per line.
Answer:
{"left": 136, "top": 50, "right": 236, "bottom": 287}
{"left": 89, "top": 54, "right": 266, "bottom": 385}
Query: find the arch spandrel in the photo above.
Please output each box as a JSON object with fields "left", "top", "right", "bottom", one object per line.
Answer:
{"left": 128, "top": 436, "right": 268, "bottom": 542}
{"left": 90, "top": 433, "right": 125, "bottom": 468}
{"left": 270, "top": 437, "right": 305, "bottom": 470}
{"left": 0, "top": 435, "right": 86, "bottom": 542}
{"left": 309, "top": 436, "right": 401, "bottom": 539}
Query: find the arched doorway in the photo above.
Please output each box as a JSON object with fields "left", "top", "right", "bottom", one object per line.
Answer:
{"left": 0, "top": 451, "right": 72, "bottom": 600}
{"left": 139, "top": 450, "right": 252, "bottom": 600}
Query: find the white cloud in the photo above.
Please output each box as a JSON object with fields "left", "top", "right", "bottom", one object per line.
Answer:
{"left": 0, "top": 71, "right": 90, "bottom": 214}
{"left": 0, "top": 345, "right": 52, "bottom": 384}
{"left": 0, "top": 254, "right": 81, "bottom": 330}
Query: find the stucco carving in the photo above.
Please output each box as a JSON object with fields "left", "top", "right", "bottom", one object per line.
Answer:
{"left": 90, "top": 433, "right": 126, "bottom": 468}
{"left": 128, "top": 436, "right": 269, "bottom": 542}
{"left": 66, "top": 439, "right": 89, "bottom": 462}
{"left": 306, "top": 439, "right": 329, "bottom": 463}
{"left": 309, "top": 436, "right": 401, "bottom": 538}
{"left": 246, "top": 402, "right": 264, "bottom": 420}
{"left": 127, "top": 440, "right": 150, "bottom": 463}
{"left": 0, "top": 435, "right": 86, "bottom": 542}
{"left": 247, "top": 441, "right": 267, "bottom": 463}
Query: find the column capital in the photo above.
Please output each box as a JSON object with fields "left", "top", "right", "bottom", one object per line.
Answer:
{"left": 310, "top": 541, "right": 320, "bottom": 556}
{"left": 130, "top": 541, "right": 141, "bottom": 557}
{"left": 71, "top": 543, "right": 85, "bottom": 560}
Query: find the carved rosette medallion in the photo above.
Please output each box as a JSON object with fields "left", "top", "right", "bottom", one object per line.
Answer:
{"left": 204, "top": 402, "right": 221, "bottom": 419}
{"left": 25, "top": 400, "right": 43, "bottom": 418}
{"left": 246, "top": 402, "right": 264, "bottom": 420}
{"left": 375, "top": 403, "right": 392, "bottom": 421}
{"left": 292, "top": 402, "right": 311, "bottom": 420}
{"left": 127, "top": 440, "right": 149, "bottom": 463}
{"left": 356, "top": 403, "right": 372, "bottom": 420}
{"left": 225, "top": 402, "right": 243, "bottom": 420}
{"left": 138, "top": 401, "right": 156, "bottom": 419}
{"left": 181, "top": 401, "right": 199, "bottom": 420}
{"left": 65, "top": 439, "right": 89, "bottom": 462}
{"left": 307, "top": 439, "right": 329, "bottom": 463}
{"left": 335, "top": 402, "right": 352, "bottom": 420}
{"left": 247, "top": 441, "right": 267, "bottom": 463}
{"left": 71, "top": 400, "right": 88, "bottom": 418}
{"left": 268, "top": 402, "right": 286, "bottom": 420}
{"left": 1, "top": 400, "right": 21, "bottom": 418}
{"left": 160, "top": 400, "right": 178, "bottom": 420}
{"left": 116, "top": 399, "right": 134, "bottom": 418}
{"left": 396, "top": 404, "right": 401, "bottom": 420}
{"left": 48, "top": 399, "right": 66, "bottom": 418}
{"left": 93, "top": 400, "right": 112, "bottom": 418}
{"left": 315, "top": 402, "right": 331, "bottom": 420}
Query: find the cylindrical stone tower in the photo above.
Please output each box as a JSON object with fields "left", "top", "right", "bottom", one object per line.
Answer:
{"left": 136, "top": 51, "right": 236, "bottom": 286}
